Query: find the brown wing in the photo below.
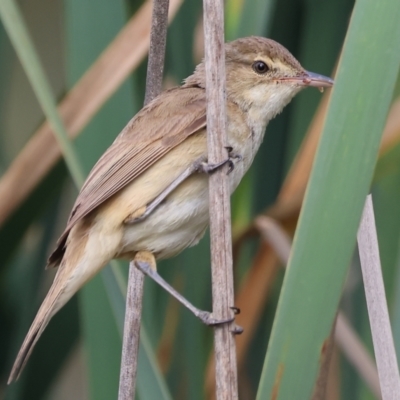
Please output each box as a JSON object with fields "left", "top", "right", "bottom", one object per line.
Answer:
{"left": 48, "top": 86, "right": 206, "bottom": 267}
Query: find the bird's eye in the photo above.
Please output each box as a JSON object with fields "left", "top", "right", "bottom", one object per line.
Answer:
{"left": 252, "top": 61, "right": 269, "bottom": 74}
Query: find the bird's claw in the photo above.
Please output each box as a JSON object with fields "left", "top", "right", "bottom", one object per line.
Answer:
{"left": 230, "top": 324, "right": 244, "bottom": 335}
{"left": 195, "top": 158, "right": 230, "bottom": 174}
{"left": 226, "top": 159, "right": 235, "bottom": 174}
{"left": 230, "top": 306, "right": 241, "bottom": 315}
{"left": 225, "top": 146, "right": 243, "bottom": 161}
{"left": 194, "top": 147, "right": 243, "bottom": 175}
{"left": 195, "top": 309, "right": 243, "bottom": 334}
{"left": 196, "top": 311, "right": 234, "bottom": 326}
{"left": 225, "top": 146, "right": 243, "bottom": 174}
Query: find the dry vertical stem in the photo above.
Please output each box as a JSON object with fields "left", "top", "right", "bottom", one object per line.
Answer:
{"left": 118, "top": 269, "right": 145, "bottom": 400}
{"left": 144, "top": 0, "right": 170, "bottom": 104}
{"left": 203, "top": 0, "right": 239, "bottom": 399}
{"left": 206, "top": 248, "right": 279, "bottom": 399}
{"left": 118, "top": 0, "right": 170, "bottom": 399}
{"left": 357, "top": 195, "right": 400, "bottom": 400}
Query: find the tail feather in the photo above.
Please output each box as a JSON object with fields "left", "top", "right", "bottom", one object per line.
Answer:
{"left": 8, "top": 316, "right": 51, "bottom": 383}
{"left": 8, "top": 282, "right": 64, "bottom": 383}
{"left": 8, "top": 219, "right": 115, "bottom": 383}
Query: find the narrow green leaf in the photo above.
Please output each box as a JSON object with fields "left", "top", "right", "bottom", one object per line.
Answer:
{"left": 257, "top": 0, "right": 400, "bottom": 398}
{"left": 0, "top": 0, "right": 85, "bottom": 187}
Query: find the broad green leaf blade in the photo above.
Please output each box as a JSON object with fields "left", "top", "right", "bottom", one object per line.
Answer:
{"left": 257, "top": 0, "right": 400, "bottom": 398}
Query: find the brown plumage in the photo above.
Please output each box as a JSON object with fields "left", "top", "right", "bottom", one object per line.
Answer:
{"left": 48, "top": 87, "right": 207, "bottom": 267}
{"left": 8, "top": 37, "right": 333, "bottom": 383}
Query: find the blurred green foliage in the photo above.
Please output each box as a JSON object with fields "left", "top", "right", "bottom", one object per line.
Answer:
{"left": 0, "top": 0, "right": 399, "bottom": 399}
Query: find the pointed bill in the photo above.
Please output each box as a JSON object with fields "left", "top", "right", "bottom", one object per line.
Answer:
{"left": 279, "top": 71, "right": 334, "bottom": 88}
{"left": 303, "top": 71, "right": 334, "bottom": 87}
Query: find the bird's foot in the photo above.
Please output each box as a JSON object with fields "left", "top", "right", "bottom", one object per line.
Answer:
{"left": 194, "top": 310, "right": 243, "bottom": 334}
{"left": 195, "top": 147, "right": 243, "bottom": 175}
{"left": 195, "top": 310, "right": 234, "bottom": 326}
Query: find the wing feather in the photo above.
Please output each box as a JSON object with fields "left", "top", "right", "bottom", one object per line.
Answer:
{"left": 48, "top": 86, "right": 206, "bottom": 266}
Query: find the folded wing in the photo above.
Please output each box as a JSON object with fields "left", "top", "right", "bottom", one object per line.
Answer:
{"left": 48, "top": 86, "right": 206, "bottom": 267}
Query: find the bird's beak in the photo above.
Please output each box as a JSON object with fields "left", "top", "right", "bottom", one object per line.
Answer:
{"left": 279, "top": 71, "right": 334, "bottom": 88}
{"left": 302, "top": 71, "right": 334, "bottom": 87}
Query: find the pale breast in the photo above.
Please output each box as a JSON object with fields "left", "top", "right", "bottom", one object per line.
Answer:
{"left": 121, "top": 173, "right": 210, "bottom": 259}
{"left": 118, "top": 131, "right": 210, "bottom": 259}
{"left": 119, "top": 100, "right": 268, "bottom": 260}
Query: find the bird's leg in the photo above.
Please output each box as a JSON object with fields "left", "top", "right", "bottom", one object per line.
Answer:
{"left": 124, "top": 150, "right": 242, "bottom": 224}
{"left": 133, "top": 251, "right": 240, "bottom": 328}
{"left": 124, "top": 157, "right": 206, "bottom": 224}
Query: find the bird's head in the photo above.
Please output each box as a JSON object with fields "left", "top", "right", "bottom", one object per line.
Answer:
{"left": 185, "top": 36, "right": 333, "bottom": 123}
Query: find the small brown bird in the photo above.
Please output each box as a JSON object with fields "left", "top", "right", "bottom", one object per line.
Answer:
{"left": 8, "top": 36, "right": 333, "bottom": 382}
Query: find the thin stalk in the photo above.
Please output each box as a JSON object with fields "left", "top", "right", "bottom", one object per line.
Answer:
{"left": 118, "top": 0, "right": 170, "bottom": 399}
{"left": 118, "top": 267, "right": 145, "bottom": 400}
{"left": 203, "top": 0, "right": 239, "bottom": 398}
{"left": 357, "top": 195, "right": 400, "bottom": 399}
{"left": 144, "top": 0, "right": 170, "bottom": 104}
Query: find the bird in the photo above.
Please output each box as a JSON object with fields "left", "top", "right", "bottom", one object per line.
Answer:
{"left": 8, "top": 36, "right": 333, "bottom": 383}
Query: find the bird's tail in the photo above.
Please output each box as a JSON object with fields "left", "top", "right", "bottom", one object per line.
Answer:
{"left": 8, "top": 220, "right": 118, "bottom": 383}
{"left": 8, "top": 268, "right": 71, "bottom": 383}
